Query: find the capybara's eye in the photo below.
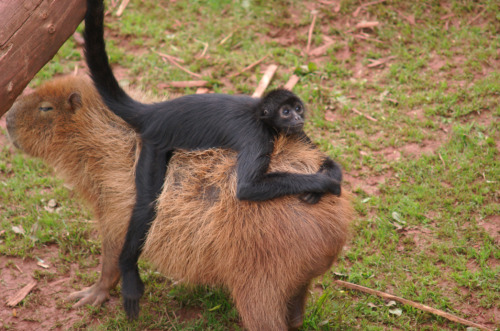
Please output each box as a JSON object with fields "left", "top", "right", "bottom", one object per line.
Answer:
{"left": 39, "top": 106, "right": 53, "bottom": 112}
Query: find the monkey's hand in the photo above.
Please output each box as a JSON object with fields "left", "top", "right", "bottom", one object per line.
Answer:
{"left": 121, "top": 269, "right": 145, "bottom": 320}
{"left": 299, "top": 175, "right": 341, "bottom": 204}
{"left": 299, "top": 192, "right": 323, "bottom": 204}
{"left": 326, "top": 179, "right": 342, "bottom": 196}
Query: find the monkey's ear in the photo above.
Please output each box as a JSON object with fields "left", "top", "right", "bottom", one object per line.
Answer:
{"left": 67, "top": 92, "right": 83, "bottom": 113}
{"left": 262, "top": 109, "right": 270, "bottom": 117}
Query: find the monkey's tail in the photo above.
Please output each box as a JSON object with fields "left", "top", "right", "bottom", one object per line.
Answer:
{"left": 84, "top": 0, "right": 146, "bottom": 130}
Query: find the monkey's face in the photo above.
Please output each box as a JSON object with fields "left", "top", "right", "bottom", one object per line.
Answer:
{"left": 272, "top": 100, "right": 305, "bottom": 135}
{"left": 259, "top": 89, "right": 306, "bottom": 136}
{"left": 6, "top": 80, "right": 83, "bottom": 158}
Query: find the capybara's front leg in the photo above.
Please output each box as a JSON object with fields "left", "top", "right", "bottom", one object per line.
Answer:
{"left": 68, "top": 236, "right": 120, "bottom": 307}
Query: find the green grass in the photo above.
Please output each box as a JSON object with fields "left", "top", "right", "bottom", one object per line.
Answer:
{"left": 1, "top": 0, "right": 499, "bottom": 329}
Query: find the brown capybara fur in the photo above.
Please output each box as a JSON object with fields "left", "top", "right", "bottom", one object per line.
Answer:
{"left": 6, "top": 75, "right": 353, "bottom": 330}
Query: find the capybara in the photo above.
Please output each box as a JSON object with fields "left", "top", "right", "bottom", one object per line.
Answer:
{"left": 6, "top": 75, "right": 353, "bottom": 330}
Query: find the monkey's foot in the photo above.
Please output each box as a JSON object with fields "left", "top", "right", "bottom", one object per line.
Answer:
{"left": 68, "top": 283, "right": 110, "bottom": 308}
{"left": 121, "top": 269, "right": 145, "bottom": 320}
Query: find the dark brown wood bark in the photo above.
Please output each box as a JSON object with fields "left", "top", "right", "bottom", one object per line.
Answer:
{"left": 0, "top": 0, "right": 86, "bottom": 117}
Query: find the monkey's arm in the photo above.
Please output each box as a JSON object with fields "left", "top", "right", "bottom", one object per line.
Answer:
{"left": 235, "top": 139, "right": 340, "bottom": 201}
{"left": 297, "top": 132, "right": 343, "bottom": 204}
{"left": 119, "top": 144, "right": 171, "bottom": 320}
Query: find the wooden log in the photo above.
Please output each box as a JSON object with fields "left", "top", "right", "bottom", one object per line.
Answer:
{"left": 6, "top": 280, "right": 37, "bottom": 307}
{"left": 0, "top": 0, "right": 86, "bottom": 117}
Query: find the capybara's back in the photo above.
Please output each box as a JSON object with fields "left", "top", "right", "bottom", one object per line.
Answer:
{"left": 144, "top": 137, "right": 352, "bottom": 330}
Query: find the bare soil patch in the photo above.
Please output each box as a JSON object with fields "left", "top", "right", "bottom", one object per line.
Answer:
{"left": 479, "top": 215, "right": 500, "bottom": 245}
{"left": 0, "top": 246, "right": 84, "bottom": 330}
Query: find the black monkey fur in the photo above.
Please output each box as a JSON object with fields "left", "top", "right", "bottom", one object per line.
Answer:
{"left": 84, "top": 0, "right": 343, "bottom": 320}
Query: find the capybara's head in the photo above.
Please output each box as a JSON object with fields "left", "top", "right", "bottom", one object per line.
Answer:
{"left": 7, "top": 76, "right": 85, "bottom": 155}
{"left": 6, "top": 75, "right": 133, "bottom": 168}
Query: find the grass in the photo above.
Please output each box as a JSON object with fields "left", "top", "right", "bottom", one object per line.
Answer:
{"left": 1, "top": 0, "right": 499, "bottom": 329}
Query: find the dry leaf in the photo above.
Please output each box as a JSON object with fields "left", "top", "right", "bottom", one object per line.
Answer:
{"left": 37, "top": 262, "right": 50, "bottom": 269}
{"left": 12, "top": 226, "right": 24, "bottom": 235}
{"left": 392, "top": 212, "right": 406, "bottom": 225}
{"left": 386, "top": 300, "right": 397, "bottom": 307}
{"left": 389, "top": 308, "right": 402, "bottom": 316}
{"left": 324, "top": 110, "right": 337, "bottom": 122}
{"left": 318, "top": 319, "right": 331, "bottom": 326}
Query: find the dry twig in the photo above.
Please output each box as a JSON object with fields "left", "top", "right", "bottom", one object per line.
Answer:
{"left": 219, "top": 32, "right": 234, "bottom": 45}
{"left": 355, "top": 21, "right": 380, "bottom": 29}
{"left": 353, "top": 0, "right": 386, "bottom": 17}
{"left": 318, "top": 0, "right": 341, "bottom": 12}
{"left": 154, "top": 50, "right": 185, "bottom": 63}
{"left": 230, "top": 55, "right": 269, "bottom": 78}
{"left": 440, "top": 13, "right": 454, "bottom": 20}
{"left": 116, "top": 0, "right": 130, "bottom": 17}
{"left": 159, "top": 56, "right": 202, "bottom": 79}
{"left": 284, "top": 75, "right": 299, "bottom": 91}
{"left": 196, "top": 87, "right": 210, "bottom": 94}
{"left": 252, "top": 64, "right": 278, "bottom": 98}
{"left": 438, "top": 153, "right": 446, "bottom": 167}
{"left": 334, "top": 280, "right": 492, "bottom": 331}
{"left": 158, "top": 81, "right": 208, "bottom": 89}
{"left": 468, "top": 7, "right": 486, "bottom": 25}
{"left": 354, "top": 34, "right": 383, "bottom": 43}
{"left": 306, "top": 13, "right": 318, "bottom": 55}
{"left": 309, "top": 40, "right": 336, "bottom": 56}
{"left": 367, "top": 56, "right": 395, "bottom": 68}
{"left": 396, "top": 10, "right": 415, "bottom": 25}
{"left": 49, "top": 277, "right": 71, "bottom": 287}
{"left": 196, "top": 40, "right": 209, "bottom": 59}
{"left": 351, "top": 108, "right": 378, "bottom": 122}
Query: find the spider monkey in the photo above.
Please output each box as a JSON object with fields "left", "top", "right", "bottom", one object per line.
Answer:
{"left": 84, "top": 0, "right": 343, "bottom": 319}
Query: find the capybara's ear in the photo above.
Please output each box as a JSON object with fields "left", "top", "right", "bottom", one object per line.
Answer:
{"left": 68, "top": 92, "right": 83, "bottom": 112}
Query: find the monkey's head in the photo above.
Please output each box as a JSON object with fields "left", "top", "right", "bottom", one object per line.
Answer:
{"left": 259, "top": 89, "right": 305, "bottom": 135}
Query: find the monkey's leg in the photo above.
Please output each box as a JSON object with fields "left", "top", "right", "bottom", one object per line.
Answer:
{"left": 119, "top": 145, "right": 169, "bottom": 319}
{"left": 286, "top": 282, "right": 311, "bottom": 330}
{"left": 68, "top": 236, "right": 120, "bottom": 307}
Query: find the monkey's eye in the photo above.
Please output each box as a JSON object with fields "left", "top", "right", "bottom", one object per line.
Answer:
{"left": 295, "top": 105, "right": 302, "bottom": 113}
{"left": 282, "top": 108, "right": 290, "bottom": 115}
